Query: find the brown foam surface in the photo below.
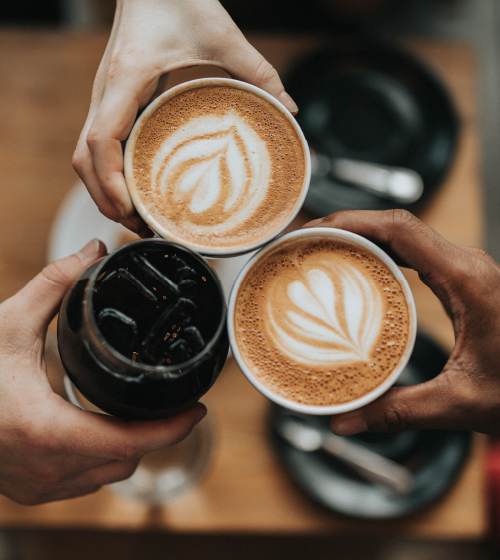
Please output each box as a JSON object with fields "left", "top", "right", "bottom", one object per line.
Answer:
{"left": 132, "top": 85, "right": 306, "bottom": 250}
{"left": 235, "top": 237, "right": 410, "bottom": 406}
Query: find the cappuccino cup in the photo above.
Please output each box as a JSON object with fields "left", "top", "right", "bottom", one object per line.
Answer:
{"left": 124, "top": 78, "right": 311, "bottom": 257}
{"left": 228, "top": 228, "right": 417, "bottom": 415}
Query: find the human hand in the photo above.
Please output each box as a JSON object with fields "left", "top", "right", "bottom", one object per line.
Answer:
{"left": 0, "top": 239, "right": 206, "bottom": 505}
{"left": 73, "top": 0, "right": 298, "bottom": 234}
{"left": 305, "top": 209, "right": 500, "bottom": 436}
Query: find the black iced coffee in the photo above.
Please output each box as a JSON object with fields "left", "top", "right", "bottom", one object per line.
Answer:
{"left": 58, "top": 239, "right": 228, "bottom": 420}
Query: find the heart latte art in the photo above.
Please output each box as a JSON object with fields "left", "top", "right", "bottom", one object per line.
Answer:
{"left": 235, "top": 238, "right": 410, "bottom": 406}
{"left": 131, "top": 85, "right": 306, "bottom": 251}
{"left": 270, "top": 264, "right": 384, "bottom": 365}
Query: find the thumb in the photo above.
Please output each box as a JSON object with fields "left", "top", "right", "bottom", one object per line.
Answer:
{"left": 305, "top": 210, "right": 467, "bottom": 315}
{"left": 215, "top": 37, "right": 298, "bottom": 114}
{"left": 56, "top": 401, "right": 207, "bottom": 460}
{"left": 7, "top": 239, "right": 107, "bottom": 339}
{"left": 330, "top": 373, "right": 467, "bottom": 435}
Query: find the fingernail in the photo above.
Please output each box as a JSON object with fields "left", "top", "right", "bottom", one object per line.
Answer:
{"left": 332, "top": 416, "right": 367, "bottom": 436}
{"left": 194, "top": 406, "right": 207, "bottom": 425}
{"left": 77, "top": 238, "right": 101, "bottom": 261}
{"left": 278, "top": 91, "right": 298, "bottom": 115}
{"left": 303, "top": 217, "right": 325, "bottom": 228}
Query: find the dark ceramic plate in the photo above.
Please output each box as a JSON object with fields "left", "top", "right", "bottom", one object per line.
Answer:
{"left": 285, "top": 39, "right": 459, "bottom": 215}
{"left": 269, "top": 332, "right": 472, "bottom": 519}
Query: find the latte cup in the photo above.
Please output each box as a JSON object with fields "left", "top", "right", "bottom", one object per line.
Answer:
{"left": 228, "top": 228, "right": 417, "bottom": 415}
{"left": 124, "top": 78, "right": 311, "bottom": 257}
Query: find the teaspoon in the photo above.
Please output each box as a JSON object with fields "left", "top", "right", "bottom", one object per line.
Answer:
{"left": 276, "top": 414, "right": 415, "bottom": 495}
{"left": 311, "top": 151, "right": 424, "bottom": 205}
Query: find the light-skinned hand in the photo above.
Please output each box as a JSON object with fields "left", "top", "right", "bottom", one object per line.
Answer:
{"left": 72, "top": 0, "right": 298, "bottom": 234}
{"left": 0, "top": 239, "right": 206, "bottom": 505}
{"left": 305, "top": 209, "right": 500, "bottom": 436}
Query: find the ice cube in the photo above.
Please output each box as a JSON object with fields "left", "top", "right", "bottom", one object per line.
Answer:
{"left": 183, "top": 326, "right": 205, "bottom": 352}
{"left": 167, "top": 339, "right": 191, "bottom": 363}
{"left": 97, "top": 308, "right": 138, "bottom": 357}
{"left": 100, "top": 268, "right": 157, "bottom": 302}
{"left": 130, "top": 254, "right": 181, "bottom": 297}
{"left": 140, "top": 298, "right": 197, "bottom": 363}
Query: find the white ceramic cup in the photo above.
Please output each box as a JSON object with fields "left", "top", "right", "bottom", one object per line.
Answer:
{"left": 227, "top": 227, "right": 417, "bottom": 415}
{"left": 124, "top": 77, "right": 311, "bottom": 257}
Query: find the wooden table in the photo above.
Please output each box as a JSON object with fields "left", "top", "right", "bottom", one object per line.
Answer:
{"left": 0, "top": 29, "right": 485, "bottom": 539}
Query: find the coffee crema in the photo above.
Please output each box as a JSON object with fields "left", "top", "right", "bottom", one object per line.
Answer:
{"left": 131, "top": 84, "right": 306, "bottom": 251}
{"left": 234, "top": 237, "right": 410, "bottom": 406}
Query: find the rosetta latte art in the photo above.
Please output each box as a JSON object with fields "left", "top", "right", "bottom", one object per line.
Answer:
{"left": 151, "top": 114, "right": 271, "bottom": 235}
{"left": 268, "top": 264, "right": 384, "bottom": 365}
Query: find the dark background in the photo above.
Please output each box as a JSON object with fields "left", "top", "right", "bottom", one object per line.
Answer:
{"left": 0, "top": 0, "right": 456, "bottom": 33}
{"left": 0, "top": 0, "right": 62, "bottom": 25}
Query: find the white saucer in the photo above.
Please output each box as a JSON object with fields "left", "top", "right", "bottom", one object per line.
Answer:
{"left": 47, "top": 181, "right": 253, "bottom": 302}
{"left": 47, "top": 181, "right": 128, "bottom": 263}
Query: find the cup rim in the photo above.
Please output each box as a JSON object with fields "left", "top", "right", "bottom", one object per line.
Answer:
{"left": 84, "top": 238, "right": 227, "bottom": 380}
{"left": 123, "top": 77, "right": 311, "bottom": 257}
{"left": 227, "top": 227, "right": 417, "bottom": 415}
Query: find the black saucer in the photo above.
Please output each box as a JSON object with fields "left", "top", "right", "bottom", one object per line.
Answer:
{"left": 285, "top": 39, "right": 459, "bottom": 215}
{"left": 269, "top": 332, "right": 472, "bottom": 519}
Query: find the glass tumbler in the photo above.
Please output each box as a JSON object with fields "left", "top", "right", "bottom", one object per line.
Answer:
{"left": 63, "top": 377, "right": 213, "bottom": 504}
{"left": 57, "top": 238, "right": 229, "bottom": 420}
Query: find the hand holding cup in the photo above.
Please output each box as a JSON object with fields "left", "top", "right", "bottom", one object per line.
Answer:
{"left": 304, "top": 209, "right": 500, "bottom": 437}
{"left": 123, "top": 78, "right": 310, "bottom": 256}
{"left": 0, "top": 240, "right": 205, "bottom": 505}
{"left": 228, "top": 226, "right": 416, "bottom": 415}
{"left": 72, "top": 0, "right": 298, "bottom": 235}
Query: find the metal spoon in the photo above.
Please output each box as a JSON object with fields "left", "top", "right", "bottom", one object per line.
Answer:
{"left": 311, "top": 151, "right": 424, "bottom": 205}
{"left": 276, "top": 415, "right": 414, "bottom": 495}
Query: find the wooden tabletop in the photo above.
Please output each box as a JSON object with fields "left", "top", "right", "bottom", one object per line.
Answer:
{"left": 0, "top": 29, "right": 485, "bottom": 538}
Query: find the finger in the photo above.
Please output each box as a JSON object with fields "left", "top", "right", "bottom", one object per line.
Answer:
{"left": 73, "top": 139, "right": 148, "bottom": 233}
{"left": 213, "top": 33, "right": 298, "bottom": 114}
{"left": 87, "top": 74, "right": 159, "bottom": 218}
{"left": 22, "top": 485, "right": 102, "bottom": 506}
{"left": 303, "top": 215, "right": 409, "bottom": 269}
{"left": 22, "top": 453, "right": 121, "bottom": 486}
{"left": 138, "top": 227, "right": 155, "bottom": 239}
{"left": 2, "top": 239, "right": 107, "bottom": 339}
{"left": 303, "top": 210, "right": 452, "bottom": 274}
{"left": 458, "top": 245, "right": 500, "bottom": 270}
{"left": 304, "top": 210, "right": 463, "bottom": 304}
{"left": 59, "top": 459, "right": 139, "bottom": 490}
{"left": 330, "top": 371, "right": 473, "bottom": 434}
{"left": 54, "top": 401, "right": 207, "bottom": 461}
{"left": 73, "top": 138, "right": 127, "bottom": 221}
{"left": 73, "top": 150, "right": 149, "bottom": 235}
{"left": 86, "top": 119, "right": 133, "bottom": 218}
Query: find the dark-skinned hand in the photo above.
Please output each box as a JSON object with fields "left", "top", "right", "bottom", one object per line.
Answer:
{"left": 305, "top": 209, "right": 500, "bottom": 436}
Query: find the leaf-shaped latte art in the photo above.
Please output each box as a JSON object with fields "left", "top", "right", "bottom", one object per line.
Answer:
{"left": 268, "top": 265, "right": 384, "bottom": 365}
{"left": 151, "top": 114, "right": 271, "bottom": 235}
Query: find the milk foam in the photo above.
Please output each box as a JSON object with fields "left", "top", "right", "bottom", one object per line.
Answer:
{"left": 151, "top": 113, "right": 271, "bottom": 236}
{"left": 235, "top": 238, "right": 410, "bottom": 406}
{"left": 131, "top": 85, "right": 306, "bottom": 250}
{"left": 269, "top": 264, "right": 384, "bottom": 365}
